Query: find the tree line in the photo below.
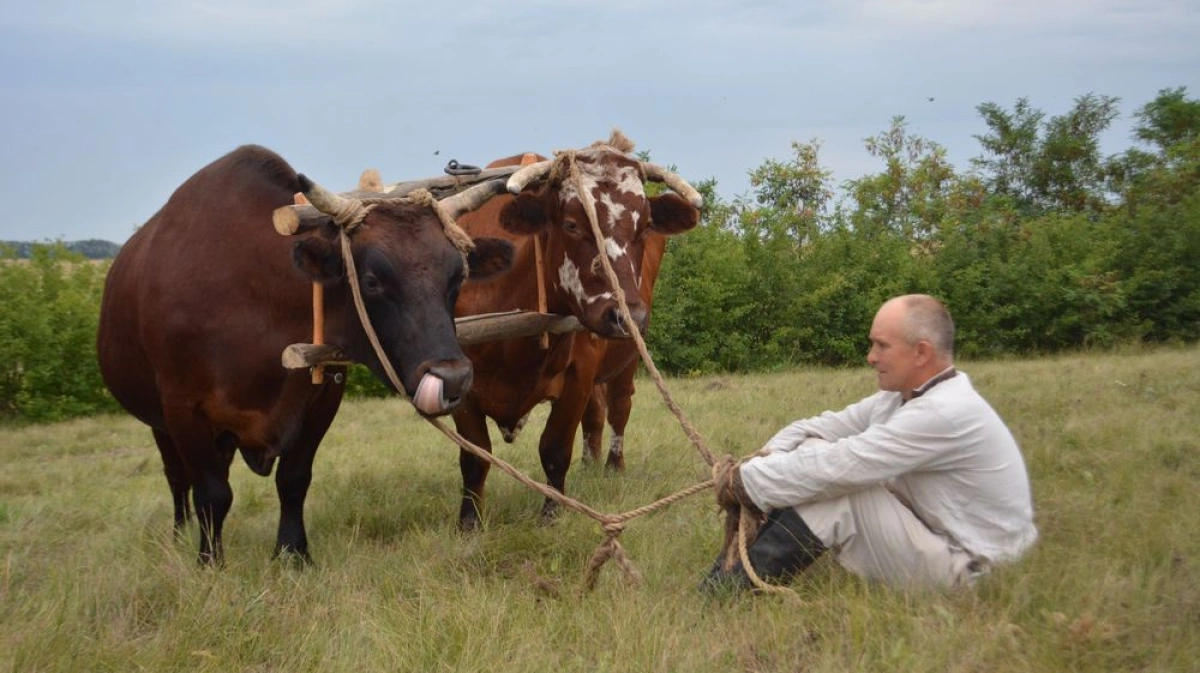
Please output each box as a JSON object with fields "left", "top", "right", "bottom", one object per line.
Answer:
{"left": 1, "top": 239, "right": 121, "bottom": 260}
{"left": 2, "top": 88, "right": 1196, "bottom": 421}
{"left": 645, "top": 87, "right": 1200, "bottom": 372}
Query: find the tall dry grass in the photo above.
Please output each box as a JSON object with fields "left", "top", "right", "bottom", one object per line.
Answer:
{"left": 1, "top": 347, "right": 1197, "bottom": 672}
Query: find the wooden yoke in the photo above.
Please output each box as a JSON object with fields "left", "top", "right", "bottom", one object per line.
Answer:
{"left": 293, "top": 191, "right": 326, "bottom": 384}
{"left": 520, "top": 152, "right": 550, "bottom": 350}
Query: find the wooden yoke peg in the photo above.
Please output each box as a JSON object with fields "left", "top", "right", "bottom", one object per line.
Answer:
{"left": 311, "top": 281, "right": 325, "bottom": 384}
{"left": 520, "top": 153, "right": 551, "bottom": 350}
{"left": 290, "top": 191, "right": 327, "bottom": 385}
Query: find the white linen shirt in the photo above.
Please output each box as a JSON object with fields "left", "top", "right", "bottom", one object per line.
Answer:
{"left": 739, "top": 372, "right": 1038, "bottom": 564}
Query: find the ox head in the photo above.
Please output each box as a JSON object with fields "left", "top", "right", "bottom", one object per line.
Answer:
{"left": 279, "top": 177, "right": 514, "bottom": 416}
{"left": 500, "top": 131, "right": 701, "bottom": 338}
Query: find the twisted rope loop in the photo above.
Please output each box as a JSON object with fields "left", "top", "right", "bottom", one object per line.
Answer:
{"left": 331, "top": 201, "right": 374, "bottom": 233}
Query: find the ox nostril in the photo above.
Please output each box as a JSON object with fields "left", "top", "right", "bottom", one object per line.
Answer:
{"left": 605, "top": 305, "right": 647, "bottom": 335}
{"left": 605, "top": 307, "right": 626, "bottom": 333}
{"left": 429, "top": 363, "right": 473, "bottom": 401}
{"left": 629, "top": 305, "right": 649, "bottom": 333}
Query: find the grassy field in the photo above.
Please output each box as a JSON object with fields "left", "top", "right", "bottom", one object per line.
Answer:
{"left": 2, "top": 347, "right": 1198, "bottom": 672}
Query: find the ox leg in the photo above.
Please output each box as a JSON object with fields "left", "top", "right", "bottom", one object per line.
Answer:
{"left": 580, "top": 383, "right": 607, "bottom": 465}
{"left": 536, "top": 389, "right": 591, "bottom": 523}
{"left": 603, "top": 372, "right": 636, "bottom": 473}
{"left": 453, "top": 397, "right": 494, "bottom": 531}
{"left": 273, "top": 449, "right": 315, "bottom": 563}
{"left": 163, "top": 404, "right": 233, "bottom": 565}
{"left": 271, "top": 386, "right": 341, "bottom": 564}
{"left": 151, "top": 428, "right": 192, "bottom": 534}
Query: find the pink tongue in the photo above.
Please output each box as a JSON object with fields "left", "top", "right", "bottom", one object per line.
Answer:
{"left": 413, "top": 375, "right": 444, "bottom": 415}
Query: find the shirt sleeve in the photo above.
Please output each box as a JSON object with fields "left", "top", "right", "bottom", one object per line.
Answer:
{"left": 760, "top": 393, "right": 885, "bottom": 454}
{"left": 741, "top": 399, "right": 961, "bottom": 510}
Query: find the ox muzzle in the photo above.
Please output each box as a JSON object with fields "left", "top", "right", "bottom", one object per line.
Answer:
{"left": 412, "top": 360, "right": 473, "bottom": 416}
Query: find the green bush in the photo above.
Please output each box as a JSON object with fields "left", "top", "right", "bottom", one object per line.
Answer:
{"left": 6, "top": 89, "right": 1200, "bottom": 419}
{"left": 0, "top": 244, "right": 117, "bottom": 422}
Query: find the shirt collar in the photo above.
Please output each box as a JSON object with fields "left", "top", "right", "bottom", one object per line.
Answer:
{"left": 907, "top": 366, "right": 958, "bottom": 402}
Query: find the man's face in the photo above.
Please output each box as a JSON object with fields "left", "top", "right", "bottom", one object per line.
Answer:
{"left": 867, "top": 301, "right": 921, "bottom": 394}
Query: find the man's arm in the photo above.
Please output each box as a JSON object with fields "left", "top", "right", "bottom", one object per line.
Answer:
{"left": 742, "top": 401, "right": 960, "bottom": 510}
{"left": 760, "top": 392, "right": 888, "bottom": 454}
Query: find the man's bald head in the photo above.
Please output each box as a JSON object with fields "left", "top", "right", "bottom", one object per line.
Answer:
{"left": 885, "top": 294, "right": 956, "bottom": 362}
{"left": 869, "top": 295, "right": 956, "bottom": 398}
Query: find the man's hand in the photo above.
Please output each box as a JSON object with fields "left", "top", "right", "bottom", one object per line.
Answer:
{"left": 713, "top": 455, "right": 763, "bottom": 516}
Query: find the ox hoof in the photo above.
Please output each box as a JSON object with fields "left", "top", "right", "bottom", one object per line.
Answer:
{"left": 273, "top": 547, "right": 313, "bottom": 567}
{"left": 196, "top": 552, "right": 225, "bottom": 568}
{"left": 458, "top": 510, "right": 483, "bottom": 533}
{"left": 537, "top": 500, "right": 561, "bottom": 525}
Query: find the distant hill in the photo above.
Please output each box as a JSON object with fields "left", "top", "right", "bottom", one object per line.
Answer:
{"left": 1, "top": 239, "right": 122, "bottom": 260}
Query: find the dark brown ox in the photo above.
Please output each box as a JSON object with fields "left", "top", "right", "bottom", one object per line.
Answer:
{"left": 97, "top": 144, "right": 512, "bottom": 563}
{"left": 451, "top": 131, "right": 701, "bottom": 530}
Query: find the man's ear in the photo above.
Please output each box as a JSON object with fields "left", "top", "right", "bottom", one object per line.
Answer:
{"left": 292, "top": 236, "right": 344, "bottom": 284}
{"left": 913, "top": 339, "right": 935, "bottom": 366}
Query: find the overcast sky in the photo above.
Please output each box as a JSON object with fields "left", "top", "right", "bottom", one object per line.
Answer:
{"left": 2, "top": 0, "right": 1197, "bottom": 245}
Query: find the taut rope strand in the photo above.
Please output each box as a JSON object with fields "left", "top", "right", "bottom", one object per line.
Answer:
{"left": 335, "top": 153, "right": 789, "bottom": 595}
{"left": 566, "top": 151, "right": 795, "bottom": 597}
{"left": 564, "top": 151, "right": 714, "bottom": 468}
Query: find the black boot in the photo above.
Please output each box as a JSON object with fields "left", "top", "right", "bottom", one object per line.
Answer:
{"left": 699, "top": 507, "right": 827, "bottom": 595}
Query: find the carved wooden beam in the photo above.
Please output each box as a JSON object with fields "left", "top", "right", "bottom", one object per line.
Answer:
{"left": 383, "top": 165, "right": 522, "bottom": 198}
{"left": 282, "top": 344, "right": 352, "bottom": 370}
{"left": 281, "top": 311, "right": 586, "bottom": 370}
{"left": 454, "top": 310, "right": 584, "bottom": 346}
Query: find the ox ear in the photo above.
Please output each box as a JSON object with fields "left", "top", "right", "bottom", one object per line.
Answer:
{"left": 648, "top": 193, "right": 700, "bottom": 236}
{"left": 292, "top": 236, "right": 344, "bottom": 284}
{"left": 466, "top": 237, "right": 515, "bottom": 281}
{"left": 498, "top": 193, "right": 550, "bottom": 236}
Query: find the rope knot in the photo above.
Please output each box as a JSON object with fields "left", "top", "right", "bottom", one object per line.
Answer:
{"left": 602, "top": 521, "right": 626, "bottom": 537}
{"left": 335, "top": 202, "right": 374, "bottom": 233}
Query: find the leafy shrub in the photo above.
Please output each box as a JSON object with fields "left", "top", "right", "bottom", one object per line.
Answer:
{"left": 0, "top": 244, "right": 118, "bottom": 422}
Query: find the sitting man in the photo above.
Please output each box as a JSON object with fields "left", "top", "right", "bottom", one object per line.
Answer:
{"left": 704, "top": 294, "right": 1037, "bottom": 592}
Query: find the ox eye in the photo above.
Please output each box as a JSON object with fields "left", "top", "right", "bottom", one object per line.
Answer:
{"left": 361, "top": 273, "right": 383, "bottom": 295}
{"left": 562, "top": 220, "right": 581, "bottom": 236}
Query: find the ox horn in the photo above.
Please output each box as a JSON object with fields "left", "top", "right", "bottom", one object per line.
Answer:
{"left": 506, "top": 160, "right": 554, "bottom": 195}
{"left": 272, "top": 175, "right": 372, "bottom": 236}
{"left": 440, "top": 178, "right": 509, "bottom": 221}
{"left": 641, "top": 163, "right": 704, "bottom": 209}
{"left": 298, "top": 174, "right": 370, "bottom": 229}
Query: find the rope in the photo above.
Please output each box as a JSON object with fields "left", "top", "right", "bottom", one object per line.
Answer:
{"left": 328, "top": 200, "right": 373, "bottom": 233}
{"left": 564, "top": 152, "right": 715, "bottom": 468}
{"left": 562, "top": 151, "right": 794, "bottom": 595}
{"left": 331, "top": 150, "right": 793, "bottom": 596}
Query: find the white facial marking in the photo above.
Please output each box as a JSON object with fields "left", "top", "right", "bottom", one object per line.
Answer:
{"left": 600, "top": 192, "right": 627, "bottom": 224}
{"left": 604, "top": 237, "right": 626, "bottom": 262}
{"left": 558, "top": 256, "right": 587, "bottom": 307}
{"left": 615, "top": 166, "right": 643, "bottom": 196}
{"left": 558, "top": 256, "right": 614, "bottom": 308}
